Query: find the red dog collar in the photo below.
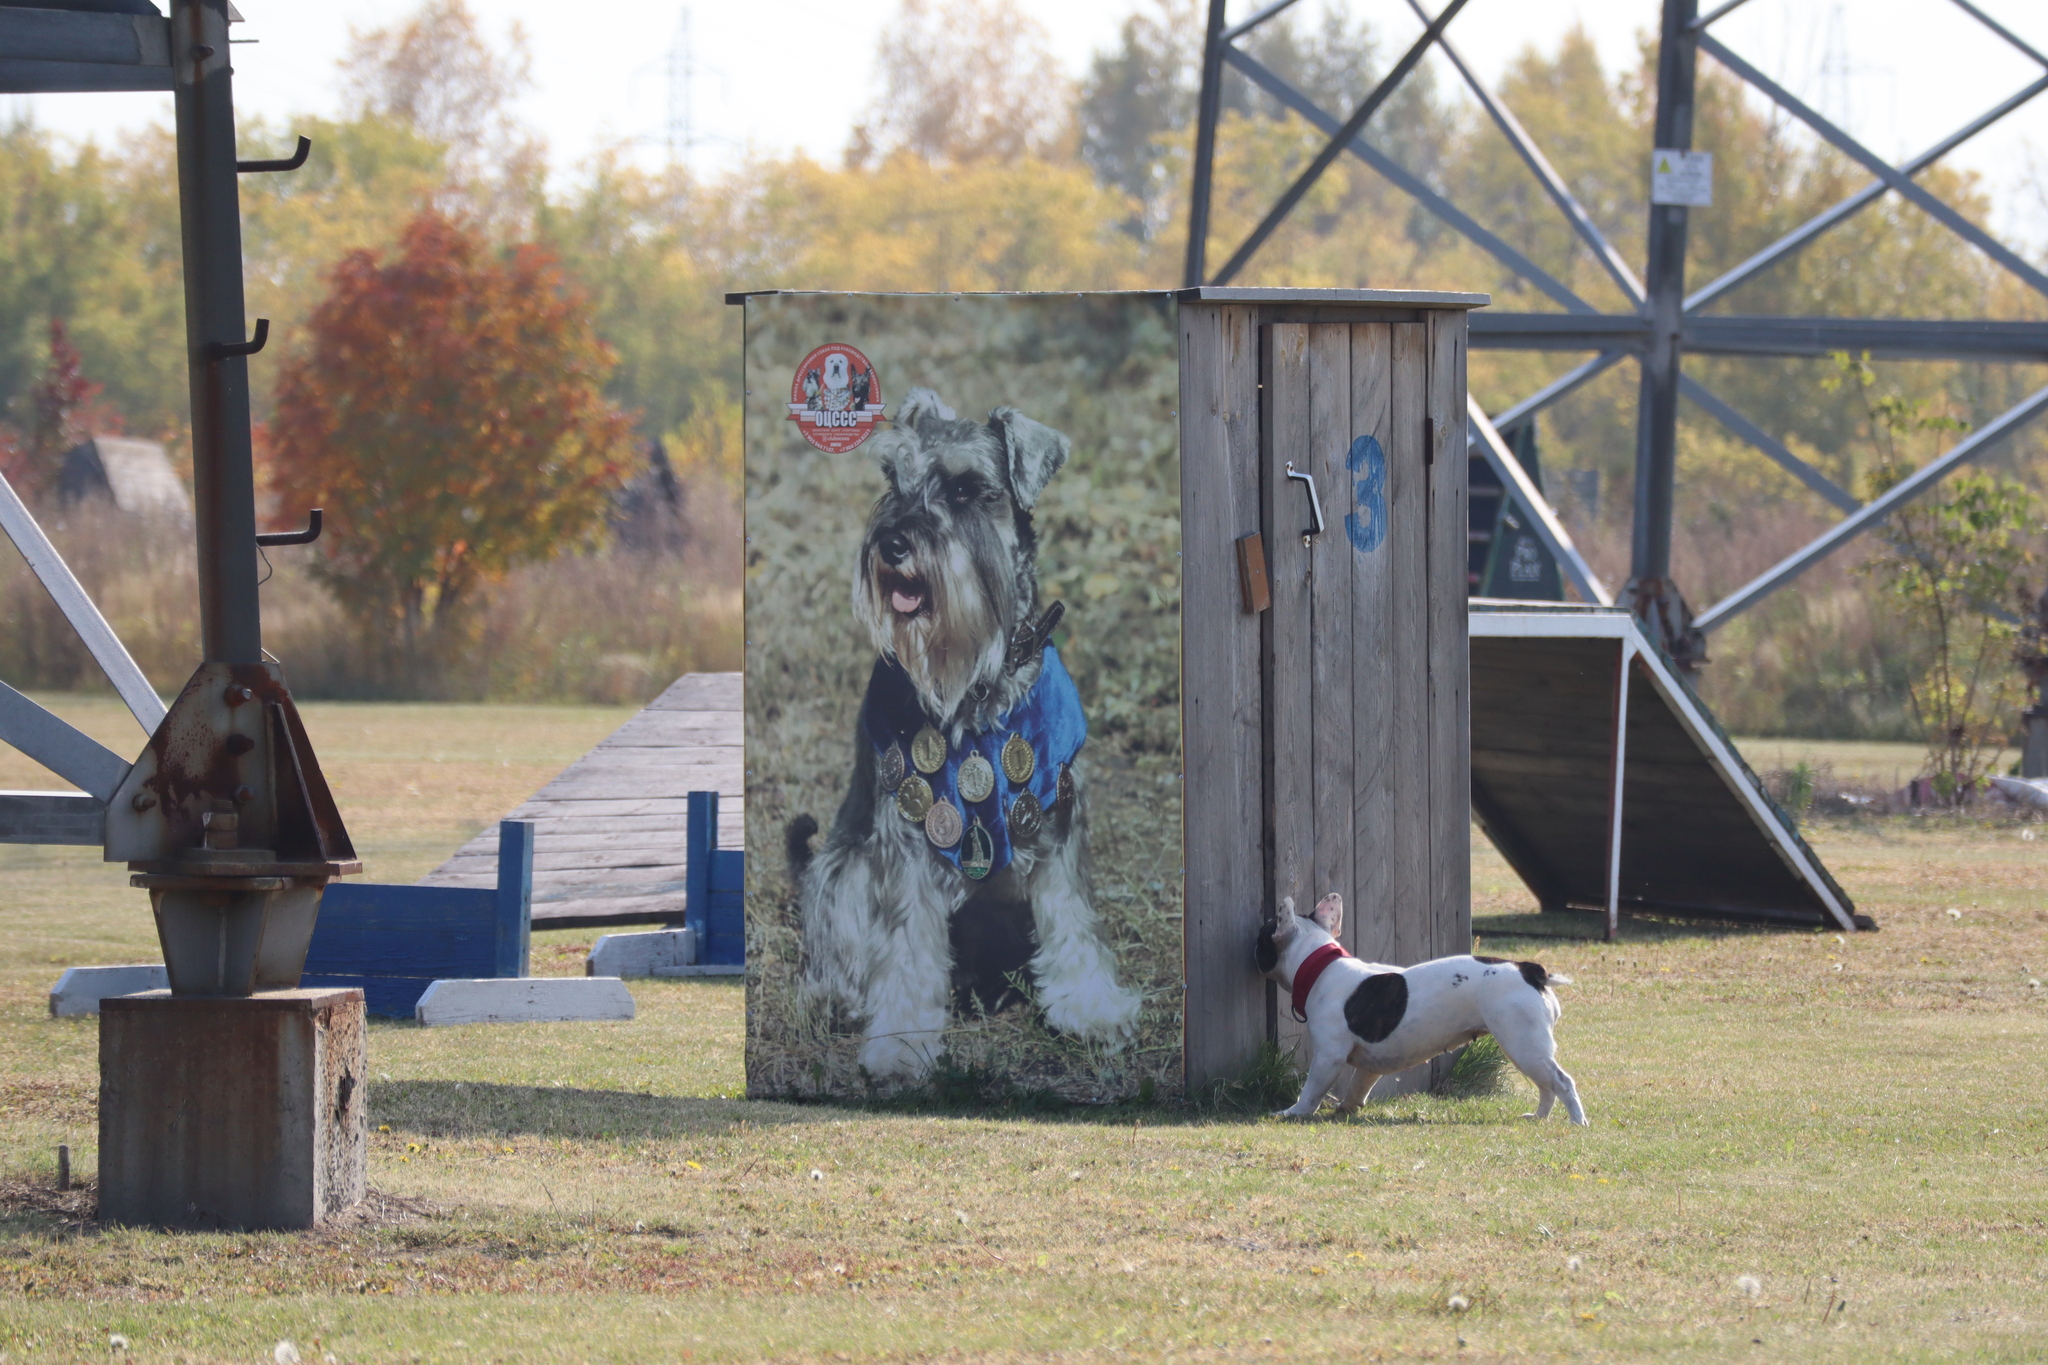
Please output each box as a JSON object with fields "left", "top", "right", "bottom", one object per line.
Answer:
{"left": 1291, "top": 942, "right": 1350, "bottom": 1021}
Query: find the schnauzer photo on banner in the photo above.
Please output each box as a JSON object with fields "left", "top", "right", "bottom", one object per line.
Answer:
{"left": 744, "top": 292, "right": 1183, "bottom": 1101}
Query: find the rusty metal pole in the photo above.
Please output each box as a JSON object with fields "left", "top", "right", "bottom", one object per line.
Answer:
{"left": 173, "top": 0, "right": 263, "bottom": 664}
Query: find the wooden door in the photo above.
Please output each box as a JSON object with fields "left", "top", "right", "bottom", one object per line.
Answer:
{"left": 1259, "top": 317, "right": 1470, "bottom": 1074}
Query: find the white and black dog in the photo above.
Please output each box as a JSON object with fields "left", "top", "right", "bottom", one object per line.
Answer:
{"left": 1256, "top": 894, "right": 1587, "bottom": 1124}
{"left": 787, "top": 388, "right": 1140, "bottom": 1081}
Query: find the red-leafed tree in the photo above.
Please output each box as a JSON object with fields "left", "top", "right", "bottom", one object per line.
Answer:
{"left": 267, "top": 210, "right": 633, "bottom": 675}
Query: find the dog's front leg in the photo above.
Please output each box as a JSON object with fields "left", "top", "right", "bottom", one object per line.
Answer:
{"left": 1278, "top": 1051, "right": 1348, "bottom": 1120}
{"left": 856, "top": 845, "right": 965, "bottom": 1083}
{"left": 1022, "top": 808, "right": 1139, "bottom": 1045}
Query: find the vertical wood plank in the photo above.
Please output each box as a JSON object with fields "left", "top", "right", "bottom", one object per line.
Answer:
{"left": 1426, "top": 311, "right": 1472, "bottom": 962}
{"left": 1262, "top": 323, "right": 1314, "bottom": 1061}
{"left": 1385, "top": 322, "right": 1431, "bottom": 969}
{"left": 1179, "top": 302, "right": 1268, "bottom": 1094}
{"left": 1347, "top": 324, "right": 1395, "bottom": 964}
{"left": 1306, "top": 325, "right": 1355, "bottom": 955}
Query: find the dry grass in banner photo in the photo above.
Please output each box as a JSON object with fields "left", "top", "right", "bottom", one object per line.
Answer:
{"left": 742, "top": 293, "right": 1183, "bottom": 1102}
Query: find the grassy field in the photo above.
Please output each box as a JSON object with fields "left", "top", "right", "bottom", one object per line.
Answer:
{"left": 1, "top": 702, "right": 2044, "bottom": 1362}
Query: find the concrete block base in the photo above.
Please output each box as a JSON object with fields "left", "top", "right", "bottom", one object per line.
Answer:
{"left": 99, "top": 988, "right": 367, "bottom": 1230}
{"left": 586, "top": 928, "right": 695, "bottom": 978}
{"left": 415, "top": 976, "right": 634, "bottom": 1026}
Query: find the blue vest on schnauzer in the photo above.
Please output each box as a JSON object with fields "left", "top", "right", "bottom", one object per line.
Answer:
{"left": 862, "top": 645, "right": 1086, "bottom": 880}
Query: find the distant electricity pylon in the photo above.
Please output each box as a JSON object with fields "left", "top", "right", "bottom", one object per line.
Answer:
{"left": 667, "top": 8, "right": 694, "bottom": 168}
{"left": 1183, "top": 0, "right": 2048, "bottom": 667}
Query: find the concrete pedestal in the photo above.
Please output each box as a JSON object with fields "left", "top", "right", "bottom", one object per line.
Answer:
{"left": 99, "top": 988, "right": 366, "bottom": 1229}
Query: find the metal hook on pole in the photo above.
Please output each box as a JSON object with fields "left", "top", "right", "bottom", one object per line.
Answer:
{"left": 236, "top": 135, "right": 310, "bottom": 174}
{"left": 255, "top": 508, "right": 321, "bottom": 548}
{"left": 206, "top": 318, "right": 267, "bottom": 360}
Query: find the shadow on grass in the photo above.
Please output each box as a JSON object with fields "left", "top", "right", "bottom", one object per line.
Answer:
{"left": 1473, "top": 908, "right": 1815, "bottom": 944}
{"left": 369, "top": 1081, "right": 822, "bottom": 1140}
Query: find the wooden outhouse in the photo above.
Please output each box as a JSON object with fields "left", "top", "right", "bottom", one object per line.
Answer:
{"left": 738, "top": 286, "right": 1486, "bottom": 1101}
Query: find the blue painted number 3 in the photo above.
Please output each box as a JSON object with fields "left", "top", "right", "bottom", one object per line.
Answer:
{"left": 1345, "top": 434, "right": 1387, "bottom": 554}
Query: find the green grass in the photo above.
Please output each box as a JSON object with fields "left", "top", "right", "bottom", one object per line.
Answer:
{"left": 2, "top": 709, "right": 2046, "bottom": 1361}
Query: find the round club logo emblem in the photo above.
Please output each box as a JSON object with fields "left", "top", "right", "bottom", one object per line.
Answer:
{"left": 788, "top": 342, "right": 884, "bottom": 453}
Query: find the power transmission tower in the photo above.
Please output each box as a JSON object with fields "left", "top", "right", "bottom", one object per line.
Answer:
{"left": 1183, "top": 0, "right": 2048, "bottom": 667}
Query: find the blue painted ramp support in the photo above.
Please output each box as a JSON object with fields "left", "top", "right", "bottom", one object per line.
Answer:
{"left": 685, "top": 791, "right": 744, "bottom": 965}
{"left": 303, "top": 820, "right": 534, "bottom": 1018}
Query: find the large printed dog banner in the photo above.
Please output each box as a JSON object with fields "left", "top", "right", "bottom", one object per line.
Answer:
{"left": 743, "top": 293, "right": 1183, "bottom": 1101}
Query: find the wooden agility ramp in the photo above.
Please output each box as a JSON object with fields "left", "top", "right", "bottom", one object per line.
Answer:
{"left": 424, "top": 673, "right": 742, "bottom": 927}
{"left": 1469, "top": 603, "right": 1866, "bottom": 935}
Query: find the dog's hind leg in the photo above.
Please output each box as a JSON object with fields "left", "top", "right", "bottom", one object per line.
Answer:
{"left": 1493, "top": 1008, "right": 1588, "bottom": 1125}
{"left": 1333, "top": 1066, "right": 1380, "bottom": 1116}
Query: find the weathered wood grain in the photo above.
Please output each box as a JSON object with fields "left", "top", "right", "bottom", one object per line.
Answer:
{"left": 1262, "top": 322, "right": 1316, "bottom": 1061}
{"left": 1306, "top": 324, "right": 1355, "bottom": 956}
{"left": 1426, "top": 311, "right": 1472, "bottom": 961}
{"left": 1179, "top": 301, "right": 1268, "bottom": 1094}
{"left": 422, "top": 673, "right": 742, "bottom": 924}
{"left": 1348, "top": 323, "right": 1396, "bottom": 965}
{"left": 1386, "top": 322, "right": 1431, "bottom": 968}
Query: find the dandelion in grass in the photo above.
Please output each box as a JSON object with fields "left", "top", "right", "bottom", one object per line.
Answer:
{"left": 1737, "top": 1275, "right": 1762, "bottom": 1298}
{"left": 1946, "top": 908, "right": 1963, "bottom": 920}
{"left": 1567, "top": 1256, "right": 1583, "bottom": 1273}
{"left": 109, "top": 1335, "right": 129, "bottom": 1352}
{"left": 1447, "top": 1293, "right": 1470, "bottom": 1312}
{"left": 955, "top": 1209, "right": 970, "bottom": 1225}
{"left": 273, "top": 1343, "right": 302, "bottom": 1365}
{"left": 810, "top": 1168, "right": 824, "bottom": 1181}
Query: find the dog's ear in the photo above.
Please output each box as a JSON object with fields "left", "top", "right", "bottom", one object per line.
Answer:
{"left": 895, "top": 387, "right": 956, "bottom": 432}
{"left": 1311, "top": 893, "right": 1344, "bottom": 938}
{"left": 988, "top": 407, "right": 1070, "bottom": 510}
{"left": 1270, "top": 904, "right": 1299, "bottom": 944}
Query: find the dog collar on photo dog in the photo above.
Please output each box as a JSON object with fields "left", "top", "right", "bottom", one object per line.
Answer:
{"left": 863, "top": 643, "right": 1086, "bottom": 881}
{"left": 1290, "top": 941, "right": 1351, "bottom": 1021}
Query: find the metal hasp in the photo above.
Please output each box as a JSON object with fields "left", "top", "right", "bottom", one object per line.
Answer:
{"left": 1183, "top": 0, "right": 2048, "bottom": 666}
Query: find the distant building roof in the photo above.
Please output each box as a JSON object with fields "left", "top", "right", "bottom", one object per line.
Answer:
{"left": 58, "top": 436, "right": 191, "bottom": 518}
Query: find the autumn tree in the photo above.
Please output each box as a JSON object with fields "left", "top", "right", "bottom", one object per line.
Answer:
{"left": 846, "top": 0, "right": 1070, "bottom": 167}
{"left": 267, "top": 210, "right": 632, "bottom": 682}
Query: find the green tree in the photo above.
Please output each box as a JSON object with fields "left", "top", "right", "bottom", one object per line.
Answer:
{"left": 1840, "top": 354, "right": 2038, "bottom": 800}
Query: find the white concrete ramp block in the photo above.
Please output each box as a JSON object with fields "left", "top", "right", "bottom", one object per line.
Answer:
{"left": 49, "top": 964, "right": 168, "bottom": 1017}
{"left": 587, "top": 928, "right": 695, "bottom": 978}
{"left": 414, "top": 977, "right": 635, "bottom": 1027}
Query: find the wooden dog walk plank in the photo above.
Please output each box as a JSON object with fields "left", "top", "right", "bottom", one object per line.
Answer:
{"left": 1468, "top": 604, "right": 1863, "bottom": 933}
{"left": 422, "top": 672, "right": 743, "bottom": 925}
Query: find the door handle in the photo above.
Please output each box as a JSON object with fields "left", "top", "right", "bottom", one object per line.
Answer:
{"left": 1284, "top": 462, "right": 1325, "bottom": 544}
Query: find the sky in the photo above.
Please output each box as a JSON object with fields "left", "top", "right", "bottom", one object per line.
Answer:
{"left": 10, "top": 0, "right": 2048, "bottom": 246}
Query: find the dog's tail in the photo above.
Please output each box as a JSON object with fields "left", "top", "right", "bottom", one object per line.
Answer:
{"left": 1517, "top": 960, "right": 1569, "bottom": 1024}
{"left": 786, "top": 814, "right": 819, "bottom": 881}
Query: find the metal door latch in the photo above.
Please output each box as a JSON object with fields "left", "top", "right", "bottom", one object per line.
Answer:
{"left": 1285, "top": 462, "right": 1325, "bottom": 546}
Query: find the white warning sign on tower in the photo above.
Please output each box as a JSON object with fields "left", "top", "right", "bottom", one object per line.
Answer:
{"left": 1651, "top": 148, "right": 1713, "bottom": 207}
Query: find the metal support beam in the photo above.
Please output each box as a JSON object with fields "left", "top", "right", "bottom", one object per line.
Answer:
{"left": 1182, "top": 0, "right": 1230, "bottom": 289}
{"left": 1403, "top": 0, "right": 1645, "bottom": 306}
{"left": 0, "top": 472, "right": 166, "bottom": 733}
{"left": 1209, "top": 0, "right": 1469, "bottom": 286}
{"left": 1470, "top": 312, "right": 2048, "bottom": 363}
{"left": 1491, "top": 351, "right": 1629, "bottom": 433}
{"left": 0, "top": 682, "right": 130, "bottom": 802}
{"left": 1685, "top": 74, "right": 2048, "bottom": 313}
{"left": 1700, "top": 33, "right": 2048, "bottom": 301}
{"left": 1622, "top": 0, "right": 1701, "bottom": 663}
{"left": 1678, "top": 375, "right": 1859, "bottom": 513}
{"left": 1468, "top": 396, "right": 1611, "bottom": 606}
{"left": 175, "top": 0, "right": 265, "bottom": 663}
{"left": 1223, "top": 48, "right": 1599, "bottom": 313}
{"left": 1695, "top": 383, "right": 2048, "bottom": 632}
